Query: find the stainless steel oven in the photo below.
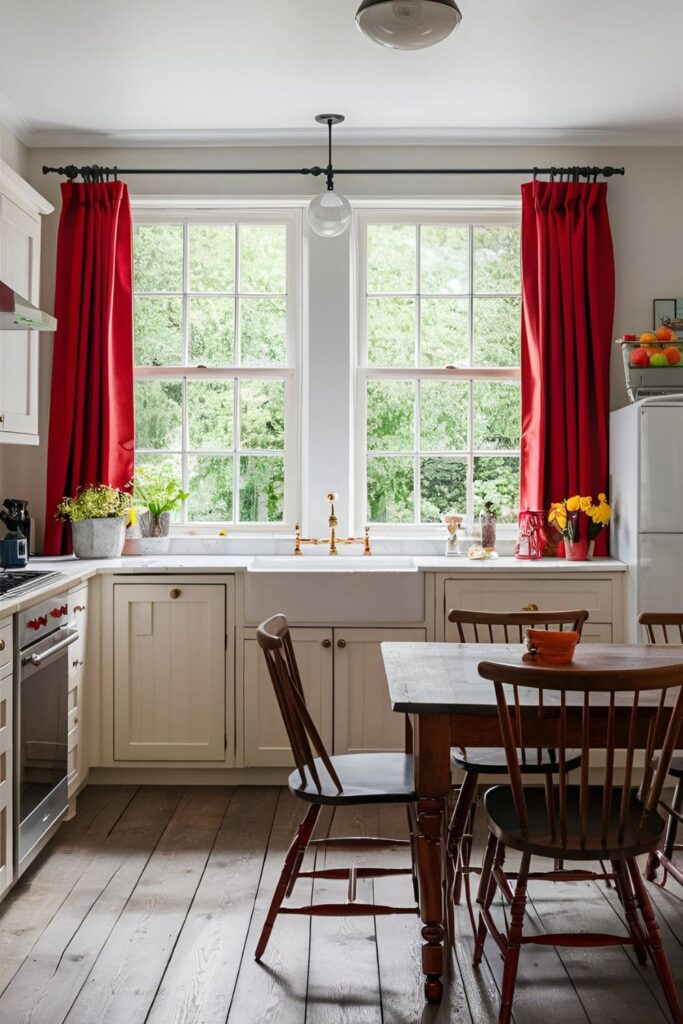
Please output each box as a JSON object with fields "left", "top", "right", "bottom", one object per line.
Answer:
{"left": 14, "top": 595, "right": 78, "bottom": 876}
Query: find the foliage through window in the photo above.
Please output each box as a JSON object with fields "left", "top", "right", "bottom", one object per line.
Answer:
{"left": 133, "top": 213, "right": 298, "bottom": 526}
{"left": 357, "top": 215, "right": 521, "bottom": 528}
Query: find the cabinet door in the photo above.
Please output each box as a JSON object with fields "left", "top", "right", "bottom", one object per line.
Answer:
{"left": 0, "top": 667, "right": 13, "bottom": 898}
{"left": 0, "top": 196, "right": 39, "bottom": 440}
{"left": 334, "top": 628, "right": 426, "bottom": 755}
{"left": 243, "top": 628, "right": 333, "bottom": 767}
{"left": 114, "top": 583, "right": 226, "bottom": 761}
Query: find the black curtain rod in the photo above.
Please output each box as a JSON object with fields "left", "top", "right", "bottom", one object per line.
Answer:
{"left": 42, "top": 163, "right": 625, "bottom": 181}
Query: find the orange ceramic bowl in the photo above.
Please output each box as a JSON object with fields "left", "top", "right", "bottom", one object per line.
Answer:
{"left": 524, "top": 628, "right": 579, "bottom": 665}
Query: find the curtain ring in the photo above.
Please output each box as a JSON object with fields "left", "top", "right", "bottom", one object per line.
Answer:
{"left": 532, "top": 166, "right": 538, "bottom": 182}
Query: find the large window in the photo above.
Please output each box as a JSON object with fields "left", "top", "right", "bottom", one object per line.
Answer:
{"left": 356, "top": 212, "right": 521, "bottom": 530}
{"left": 133, "top": 210, "right": 300, "bottom": 528}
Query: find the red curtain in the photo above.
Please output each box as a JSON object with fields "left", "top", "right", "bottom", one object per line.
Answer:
{"left": 520, "top": 180, "right": 615, "bottom": 554}
{"left": 43, "top": 182, "right": 134, "bottom": 555}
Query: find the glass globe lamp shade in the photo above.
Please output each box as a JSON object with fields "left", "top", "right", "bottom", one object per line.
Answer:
{"left": 355, "top": 0, "right": 462, "bottom": 50}
{"left": 307, "top": 189, "right": 352, "bottom": 238}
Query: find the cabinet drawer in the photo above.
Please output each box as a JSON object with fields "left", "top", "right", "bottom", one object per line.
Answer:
{"left": 444, "top": 576, "right": 613, "bottom": 637}
{"left": 68, "top": 706, "right": 81, "bottom": 747}
{"left": 67, "top": 743, "right": 81, "bottom": 796}
{"left": 68, "top": 587, "right": 88, "bottom": 676}
{"left": 0, "top": 621, "right": 11, "bottom": 671}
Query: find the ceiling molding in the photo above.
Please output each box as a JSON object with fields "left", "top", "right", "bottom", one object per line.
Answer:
{"left": 23, "top": 124, "right": 683, "bottom": 150}
{"left": 0, "top": 95, "right": 33, "bottom": 145}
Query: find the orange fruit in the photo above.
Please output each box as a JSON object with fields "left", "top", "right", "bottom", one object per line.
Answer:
{"left": 663, "top": 346, "right": 682, "bottom": 365}
{"left": 656, "top": 325, "right": 675, "bottom": 342}
{"left": 640, "top": 331, "right": 658, "bottom": 344}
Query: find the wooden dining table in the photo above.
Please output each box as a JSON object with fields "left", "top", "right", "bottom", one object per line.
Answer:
{"left": 381, "top": 641, "right": 683, "bottom": 1004}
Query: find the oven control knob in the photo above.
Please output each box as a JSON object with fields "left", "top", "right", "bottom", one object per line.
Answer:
{"left": 27, "top": 616, "right": 48, "bottom": 630}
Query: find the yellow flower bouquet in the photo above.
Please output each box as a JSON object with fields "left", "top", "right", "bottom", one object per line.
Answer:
{"left": 548, "top": 494, "right": 612, "bottom": 560}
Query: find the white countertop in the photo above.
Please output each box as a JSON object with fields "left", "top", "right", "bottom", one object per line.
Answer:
{"left": 0, "top": 554, "right": 625, "bottom": 621}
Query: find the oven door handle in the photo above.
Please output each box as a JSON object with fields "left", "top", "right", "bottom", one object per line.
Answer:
{"left": 24, "top": 630, "right": 79, "bottom": 667}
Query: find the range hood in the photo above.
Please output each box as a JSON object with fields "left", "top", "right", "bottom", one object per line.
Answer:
{"left": 0, "top": 280, "right": 57, "bottom": 332}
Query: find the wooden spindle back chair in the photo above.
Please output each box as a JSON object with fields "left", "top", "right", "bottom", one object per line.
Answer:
{"left": 254, "top": 614, "right": 419, "bottom": 966}
{"left": 639, "top": 611, "right": 683, "bottom": 890}
{"left": 445, "top": 607, "right": 589, "bottom": 926}
{"left": 473, "top": 657, "right": 683, "bottom": 1024}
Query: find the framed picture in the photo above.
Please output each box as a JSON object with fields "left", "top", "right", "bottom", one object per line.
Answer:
{"left": 654, "top": 298, "right": 676, "bottom": 327}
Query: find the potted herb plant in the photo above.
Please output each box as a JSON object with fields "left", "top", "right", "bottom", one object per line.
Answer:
{"left": 56, "top": 485, "right": 132, "bottom": 559}
{"left": 133, "top": 462, "right": 188, "bottom": 553}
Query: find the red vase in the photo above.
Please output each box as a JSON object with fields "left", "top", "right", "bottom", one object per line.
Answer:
{"left": 565, "top": 538, "right": 594, "bottom": 561}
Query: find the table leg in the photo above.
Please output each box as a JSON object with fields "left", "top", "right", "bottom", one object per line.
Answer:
{"left": 416, "top": 797, "right": 447, "bottom": 1002}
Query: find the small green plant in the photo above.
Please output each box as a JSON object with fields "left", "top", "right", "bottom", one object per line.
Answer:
{"left": 56, "top": 485, "right": 132, "bottom": 522}
{"left": 133, "top": 462, "right": 189, "bottom": 518}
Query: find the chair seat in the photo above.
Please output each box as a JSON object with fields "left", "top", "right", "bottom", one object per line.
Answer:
{"left": 484, "top": 784, "right": 667, "bottom": 860}
{"left": 669, "top": 756, "right": 683, "bottom": 779}
{"left": 288, "top": 752, "right": 416, "bottom": 806}
{"left": 451, "top": 746, "right": 582, "bottom": 775}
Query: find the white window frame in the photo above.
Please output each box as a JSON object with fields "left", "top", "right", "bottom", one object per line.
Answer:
{"left": 132, "top": 202, "right": 302, "bottom": 534}
{"left": 354, "top": 206, "right": 522, "bottom": 536}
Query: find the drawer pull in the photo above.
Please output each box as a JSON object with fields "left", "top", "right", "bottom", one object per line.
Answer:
{"left": 74, "top": 717, "right": 79, "bottom": 726}
{"left": 522, "top": 603, "right": 539, "bottom": 612}
{"left": 73, "top": 605, "right": 86, "bottom": 613}
{"left": 72, "top": 658, "right": 83, "bottom": 668}
{"left": 0, "top": 639, "right": 5, "bottom": 652}
{"left": 170, "top": 589, "right": 182, "bottom": 600}
{"left": 321, "top": 639, "right": 331, "bottom": 649}
{"left": 337, "top": 639, "right": 347, "bottom": 649}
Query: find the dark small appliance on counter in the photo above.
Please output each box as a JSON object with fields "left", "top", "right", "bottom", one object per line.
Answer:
{"left": 0, "top": 498, "right": 30, "bottom": 569}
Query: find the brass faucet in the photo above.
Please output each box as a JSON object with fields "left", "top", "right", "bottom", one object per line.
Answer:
{"left": 294, "top": 493, "right": 371, "bottom": 556}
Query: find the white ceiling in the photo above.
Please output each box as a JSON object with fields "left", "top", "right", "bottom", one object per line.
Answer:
{"left": 1, "top": 0, "right": 682, "bottom": 148}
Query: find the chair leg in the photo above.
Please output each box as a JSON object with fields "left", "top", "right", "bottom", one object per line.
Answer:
{"left": 611, "top": 859, "right": 648, "bottom": 965}
{"left": 407, "top": 802, "right": 420, "bottom": 904}
{"left": 472, "top": 833, "right": 498, "bottom": 966}
{"left": 255, "top": 803, "right": 320, "bottom": 961}
{"left": 448, "top": 771, "right": 479, "bottom": 906}
{"left": 647, "top": 779, "right": 682, "bottom": 888}
{"left": 498, "top": 851, "right": 531, "bottom": 1024}
{"left": 627, "top": 858, "right": 683, "bottom": 1023}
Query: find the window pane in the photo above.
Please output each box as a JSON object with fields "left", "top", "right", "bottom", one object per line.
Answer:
{"left": 420, "top": 226, "right": 469, "bottom": 294}
{"left": 367, "top": 381, "right": 414, "bottom": 452}
{"left": 473, "top": 381, "right": 521, "bottom": 450}
{"left": 240, "top": 225, "right": 286, "bottom": 293}
{"left": 420, "top": 381, "right": 468, "bottom": 451}
{"left": 473, "top": 456, "right": 520, "bottom": 525}
{"left": 134, "top": 297, "right": 183, "bottom": 366}
{"left": 367, "top": 225, "right": 416, "bottom": 293}
{"left": 473, "top": 296, "right": 521, "bottom": 367}
{"left": 189, "top": 297, "right": 235, "bottom": 366}
{"left": 239, "top": 379, "right": 285, "bottom": 450}
{"left": 420, "top": 457, "right": 467, "bottom": 523}
{"left": 239, "top": 455, "right": 284, "bottom": 522}
{"left": 420, "top": 298, "right": 468, "bottom": 367}
{"left": 188, "top": 380, "right": 233, "bottom": 450}
{"left": 188, "top": 455, "right": 233, "bottom": 521}
{"left": 134, "top": 455, "right": 183, "bottom": 522}
{"left": 189, "top": 224, "right": 235, "bottom": 292}
{"left": 473, "top": 225, "right": 520, "bottom": 293}
{"left": 367, "top": 456, "right": 414, "bottom": 523}
{"left": 240, "top": 298, "right": 286, "bottom": 366}
{"left": 367, "top": 297, "right": 415, "bottom": 366}
{"left": 133, "top": 224, "right": 183, "bottom": 292}
{"left": 135, "top": 380, "right": 182, "bottom": 450}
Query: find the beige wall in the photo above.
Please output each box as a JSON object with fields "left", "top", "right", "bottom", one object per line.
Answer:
{"left": 3, "top": 142, "right": 682, "bottom": 547}
{"left": 0, "top": 121, "right": 28, "bottom": 178}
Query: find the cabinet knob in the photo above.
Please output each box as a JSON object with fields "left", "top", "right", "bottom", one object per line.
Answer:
{"left": 337, "top": 638, "right": 347, "bottom": 649}
{"left": 73, "top": 604, "right": 86, "bottom": 613}
{"left": 0, "top": 639, "right": 5, "bottom": 651}
{"left": 74, "top": 717, "right": 79, "bottom": 726}
{"left": 522, "top": 603, "right": 539, "bottom": 612}
{"left": 321, "top": 639, "right": 331, "bottom": 649}
{"left": 170, "top": 589, "right": 182, "bottom": 600}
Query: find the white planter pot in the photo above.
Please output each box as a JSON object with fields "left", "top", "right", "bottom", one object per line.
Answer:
{"left": 71, "top": 516, "right": 127, "bottom": 559}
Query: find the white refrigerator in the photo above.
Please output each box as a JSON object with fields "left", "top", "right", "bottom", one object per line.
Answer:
{"left": 610, "top": 395, "right": 683, "bottom": 641}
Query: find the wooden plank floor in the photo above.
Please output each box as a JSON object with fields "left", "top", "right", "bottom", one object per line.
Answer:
{"left": 0, "top": 785, "right": 680, "bottom": 1024}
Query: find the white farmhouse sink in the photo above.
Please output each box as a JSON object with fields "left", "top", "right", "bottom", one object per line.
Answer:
{"left": 249, "top": 555, "right": 417, "bottom": 572}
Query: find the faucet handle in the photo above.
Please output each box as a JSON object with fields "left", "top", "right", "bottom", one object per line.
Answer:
{"left": 326, "top": 492, "right": 338, "bottom": 502}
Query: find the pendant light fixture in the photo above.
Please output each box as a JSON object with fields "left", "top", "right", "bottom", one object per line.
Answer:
{"left": 355, "top": 0, "right": 462, "bottom": 50}
{"left": 307, "top": 115, "right": 352, "bottom": 239}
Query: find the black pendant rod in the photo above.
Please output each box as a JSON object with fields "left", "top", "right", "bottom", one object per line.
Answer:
{"left": 42, "top": 163, "right": 625, "bottom": 181}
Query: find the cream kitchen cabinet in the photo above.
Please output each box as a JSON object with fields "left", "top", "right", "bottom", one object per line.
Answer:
{"left": 241, "top": 625, "right": 424, "bottom": 767}
{"left": 113, "top": 581, "right": 228, "bottom": 762}
{"left": 243, "top": 627, "right": 333, "bottom": 767}
{"left": 0, "top": 160, "right": 53, "bottom": 445}
{"left": 0, "top": 621, "right": 13, "bottom": 898}
{"left": 67, "top": 584, "right": 89, "bottom": 797}
{"left": 333, "top": 628, "right": 426, "bottom": 755}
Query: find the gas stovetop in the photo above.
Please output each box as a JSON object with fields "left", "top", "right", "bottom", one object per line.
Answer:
{"left": 0, "top": 569, "right": 63, "bottom": 599}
